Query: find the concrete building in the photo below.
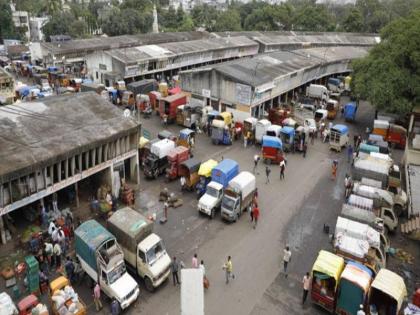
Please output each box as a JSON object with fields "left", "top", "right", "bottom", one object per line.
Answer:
{"left": 0, "top": 92, "right": 140, "bottom": 244}
{"left": 85, "top": 36, "right": 259, "bottom": 86}
{"left": 11, "top": 9, "right": 30, "bottom": 40}
{"left": 179, "top": 46, "right": 369, "bottom": 121}
{"left": 29, "top": 17, "right": 50, "bottom": 42}
{"left": 0, "top": 67, "right": 15, "bottom": 105}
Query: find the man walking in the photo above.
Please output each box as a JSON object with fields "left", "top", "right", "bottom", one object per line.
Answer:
{"left": 171, "top": 257, "right": 181, "bottom": 286}
{"left": 192, "top": 253, "right": 198, "bottom": 268}
{"left": 252, "top": 204, "right": 260, "bottom": 229}
{"left": 111, "top": 298, "right": 120, "bottom": 315}
{"left": 223, "top": 256, "right": 235, "bottom": 284}
{"left": 265, "top": 166, "right": 271, "bottom": 184}
{"left": 280, "top": 160, "right": 285, "bottom": 180}
{"left": 283, "top": 246, "right": 292, "bottom": 277}
{"left": 53, "top": 242, "right": 62, "bottom": 268}
{"left": 93, "top": 282, "right": 103, "bottom": 312}
{"left": 347, "top": 145, "right": 354, "bottom": 163}
{"left": 302, "top": 272, "right": 311, "bottom": 305}
{"left": 253, "top": 154, "right": 260, "bottom": 174}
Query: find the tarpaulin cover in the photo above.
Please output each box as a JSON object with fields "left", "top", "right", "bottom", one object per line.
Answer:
{"left": 328, "top": 78, "right": 341, "bottom": 86}
{"left": 281, "top": 126, "right": 295, "bottom": 136}
{"left": 47, "top": 66, "right": 58, "bottom": 72}
{"left": 332, "top": 124, "right": 349, "bottom": 134}
{"left": 168, "top": 86, "right": 181, "bottom": 95}
{"left": 312, "top": 250, "right": 344, "bottom": 286}
{"left": 198, "top": 159, "right": 218, "bottom": 177}
{"left": 212, "top": 159, "right": 239, "bottom": 187}
{"left": 344, "top": 102, "right": 357, "bottom": 119}
{"left": 262, "top": 135, "right": 282, "bottom": 149}
{"left": 179, "top": 128, "right": 194, "bottom": 139}
{"left": 371, "top": 269, "right": 407, "bottom": 310}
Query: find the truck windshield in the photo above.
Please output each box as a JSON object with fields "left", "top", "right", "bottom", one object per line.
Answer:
{"left": 206, "top": 186, "right": 219, "bottom": 198}
{"left": 108, "top": 263, "right": 127, "bottom": 285}
{"left": 222, "top": 196, "right": 235, "bottom": 211}
{"left": 146, "top": 241, "right": 166, "bottom": 266}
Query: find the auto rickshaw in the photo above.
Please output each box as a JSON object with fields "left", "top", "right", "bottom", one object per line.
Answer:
{"left": 326, "top": 99, "right": 339, "bottom": 120}
{"left": 196, "top": 159, "right": 218, "bottom": 198}
{"left": 158, "top": 130, "right": 177, "bottom": 142}
{"left": 177, "top": 128, "right": 195, "bottom": 149}
{"left": 179, "top": 158, "right": 201, "bottom": 191}
{"left": 262, "top": 136, "right": 284, "bottom": 164}
{"left": 280, "top": 126, "right": 295, "bottom": 153}
{"left": 17, "top": 294, "right": 40, "bottom": 315}
{"left": 218, "top": 112, "right": 233, "bottom": 127}
{"left": 243, "top": 117, "right": 258, "bottom": 144}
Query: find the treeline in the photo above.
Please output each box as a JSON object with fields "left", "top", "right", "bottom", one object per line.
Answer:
{"left": 4, "top": 0, "right": 420, "bottom": 41}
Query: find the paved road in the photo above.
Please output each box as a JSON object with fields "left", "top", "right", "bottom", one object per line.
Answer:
{"left": 71, "top": 98, "right": 376, "bottom": 315}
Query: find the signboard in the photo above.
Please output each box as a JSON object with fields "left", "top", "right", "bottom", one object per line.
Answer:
{"left": 202, "top": 89, "right": 211, "bottom": 98}
{"left": 143, "top": 129, "right": 151, "bottom": 140}
{"left": 235, "top": 83, "right": 252, "bottom": 105}
{"left": 99, "top": 64, "right": 107, "bottom": 71}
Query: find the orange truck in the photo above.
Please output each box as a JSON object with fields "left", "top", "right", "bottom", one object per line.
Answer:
{"left": 372, "top": 120, "right": 407, "bottom": 149}
{"left": 49, "top": 276, "right": 86, "bottom": 315}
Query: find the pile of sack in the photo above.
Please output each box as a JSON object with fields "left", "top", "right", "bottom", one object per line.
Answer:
{"left": 30, "top": 303, "right": 48, "bottom": 315}
{"left": 0, "top": 292, "right": 17, "bottom": 315}
{"left": 51, "top": 286, "right": 81, "bottom": 315}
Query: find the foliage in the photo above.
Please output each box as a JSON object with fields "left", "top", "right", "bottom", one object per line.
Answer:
{"left": 352, "top": 10, "right": 420, "bottom": 115}
{"left": 0, "top": 0, "right": 19, "bottom": 40}
{"left": 101, "top": 8, "right": 152, "bottom": 36}
{"left": 292, "top": 3, "right": 335, "bottom": 32}
{"left": 42, "top": 11, "right": 89, "bottom": 40}
{"left": 213, "top": 9, "right": 242, "bottom": 32}
{"left": 342, "top": 7, "right": 364, "bottom": 32}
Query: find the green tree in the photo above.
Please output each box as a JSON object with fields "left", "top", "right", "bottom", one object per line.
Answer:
{"left": 69, "top": 20, "right": 88, "bottom": 38}
{"left": 342, "top": 7, "right": 364, "bottom": 32}
{"left": 42, "top": 12, "right": 74, "bottom": 41}
{"left": 101, "top": 8, "right": 152, "bottom": 35}
{"left": 0, "top": 0, "right": 18, "bottom": 40}
{"left": 213, "top": 9, "right": 242, "bottom": 32}
{"left": 46, "top": 0, "right": 62, "bottom": 15}
{"left": 292, "top": 4, "right": 335, "bottom": 31}
{"left": 191, "top": 4, "right": 219, "bottom": 30}
{"left": 352, "top": 10, "right": 420, "bottom": 115}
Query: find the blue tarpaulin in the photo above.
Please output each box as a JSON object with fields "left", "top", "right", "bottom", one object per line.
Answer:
{"left": 281, "top": 126, "right": 295, "bottom": 136}
{"left": 18, "top": 86, "right": 30, "bottom": 97}
{"left": 47, "top": 66, "right": 58, "bottom": 72}
{"left": 332, "top": 124, "right": 349, "bottom": 134}
{"left": 211, "top": 159, "right": 239, "bottom": 188}
{"left": 344, "top": 102, "right": 357, "bottom": 121}
{"left": 179, "top": 128, "right": 194, "bottom": 139}
{"left": 262, "top": 135, "right": 283, "bottom": 149}
{"left": 328, "top": 78, "right": 341, "bottom": 86}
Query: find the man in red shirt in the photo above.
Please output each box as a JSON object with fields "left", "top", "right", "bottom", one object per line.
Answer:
{"left": 252, "top": 205, "right": 260, "bottom": 229}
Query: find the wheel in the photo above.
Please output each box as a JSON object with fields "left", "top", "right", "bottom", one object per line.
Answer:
{"left": 211, "top": 208, "right": 215, "bottom": 219}
{"left": 145, "top": 277, "right": 155, "bottom": 292}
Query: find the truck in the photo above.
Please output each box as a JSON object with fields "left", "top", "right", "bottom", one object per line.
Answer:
{"left": 306, "top": 84, "right": 329, "bottom": 101}
{"left": 107, "top": 208, "right": 172, "bottom": 292}
{"left": 159, "top": 93, "right": 187, "bottom": 123}
{"left": 352, "top": 182, "right": 407, "bottom": 216}
{"left": 127, "top": 79, "right": 157, "bottom": 97}
{"left": 352, "top": 158, "right": 402, "bottom": 190}
{"left": 180, "top": 269, "right": 204, "bottom": 315}
{"left": 334, "top": 217, "right": 386, "bottom": 274}
{"left": 255, "top": 119, "right": 271, "bottom": 144}
{"left": 327, "top": 77, "right": 343, "bottom": 93}
{"left": 197, "top": 159, "right": 239, "bottom": 218}
{"left": 74, "top": 220, "right": 139, "bottom": 310}
{"left": 344, "top": 102, "right": 357, "bottom": 122}
{"left": 221, "top": 171, "right": 256, "bottom": 222}
{"left": 329, "top": 124, "right": 349, "bottom": 152}
{"left": 144, "top": 139, "right": 176, "bottom": 178}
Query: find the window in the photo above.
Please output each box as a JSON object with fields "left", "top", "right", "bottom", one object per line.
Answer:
{"left": 138, "top": 250, "right": 146, "bottom": 263}
{"left": 101, "top": 271, "right": 108, "bottom": 284}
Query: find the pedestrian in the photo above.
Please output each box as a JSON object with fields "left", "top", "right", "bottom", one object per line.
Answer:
{"left": 310, "top": 130, "right": 314, "bottom": 145}
{"left": 347, "top": 145, "right": 353, "bottom": 163}
{"left": 303, "top": 142, "right": 307, "bottom": 158}
{"left": 302, "top": 272, "right": 311, "bottom": 305}
{"left": 283, "top": 246, "right": 292, "bottom": 277}
{"left": 357, "top": 305, "right": 366, "bottom": 315}
{"left": 331, "top": 160, "right": 338, "bottom": 180}
{"left": 192, "top": 253, "right": 198, "bottom": 268}
{"left": 353, "top": 135, "right": 358, "bottom": 148}
{"left": 64, "top": 257, "right": 75, "bottom": 283}
{"left": 171, "top": 257, "right": 181, "bottom": 286}
{"left": 344, "top": 174, "right": 352, "bottom": 198}
{"left": 253, "top": 154, "right": 260, "bottom": 174}
{"left": 243, "top": 134, "right": 248, "bottom": 148}
{"left": 44, "top": 241, "right": 53, "bottom": 267}
{"left": 252, "top": 204, "right": 260, "bottom": 229}
{"left": 356, "top": 135, "right": 362, "bottom": 150}
{"left": 223, "top": 256, "right": 235, "bottom": 284}
{"left": 180, "top": 176, "right": 186, "bottom": 191}
{"left": 93, "top": 282, "right": 103, "bottom": 311}
{"left": 200, "top": 260, "right": 209, "bottom": 289}
{"left": 250, "top": 206, "right": 254, "bottom": 222}
{"left": 280, "top": 160, "right": 285, "bottom": 180}
{"left": 53, "top": 242, "right": 62, "bottom": 268}
{"left": 265, "top": 166, "right": 271, "bottom": 184}
{"left": 48, "top": 220, "right": 57, "bottom": 236}
{"left": 111, "top": 298, "right": 120, "bottom": 315}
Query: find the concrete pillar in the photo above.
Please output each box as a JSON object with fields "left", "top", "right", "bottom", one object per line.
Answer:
{"left": 0, "top": 215, "right": 6, "bottom": 245}
{"left": 285, "top": 93, "right": 288, "bottom": 104}
{"left": 130, "top": 154, "right": 139, "bottom": 184}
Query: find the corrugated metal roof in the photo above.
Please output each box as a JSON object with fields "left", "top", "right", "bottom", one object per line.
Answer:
{"left": 0, "top": 92, "right": 139, "bottom": 180}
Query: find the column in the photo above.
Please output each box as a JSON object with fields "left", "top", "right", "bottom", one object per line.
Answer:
{"left": 0, "top": 215, "right": 6, "bottom": 244}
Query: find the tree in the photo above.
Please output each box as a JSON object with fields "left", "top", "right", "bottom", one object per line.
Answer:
{"left": 213, "top": 9, "right": 242, "bottom": 32}
{"left": 69, "top": 20, "right": 88, "bottom": 38}
{"left": 191, "top": 4, "right": 219, "bottom": 30}
{"left": 45, "top": 0, "right": 62, "bottom": 15}
{"left": 351, "top": 10, "right": 420, "bottom": 115}
{"left": 100, "top": 8, "right": 152, "bottom": 36}
{"left": 292, "top": 4, "right": 335, "bottom": 32}
{"left": 342, "top": 7, "right": 364, "bottom": 32}
{"left": 42, "top": 12, "right": 75, "bottom": 41}
{"left": 0, "top": 0, "right": 18, "bottom": 40}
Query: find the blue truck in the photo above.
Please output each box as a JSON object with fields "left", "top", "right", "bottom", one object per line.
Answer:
{"left": 344, "top": 102, "right": 357, "bottom": 122}
{"left": 197, "top": 159, "right": 239, "bottom": 218}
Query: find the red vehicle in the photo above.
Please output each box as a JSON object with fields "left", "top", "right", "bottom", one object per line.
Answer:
{"left": 18, "top": 294, "right": 39, "bottom": 315}
{"left": 166, "top": 146, "right": 190, "bottom": 180}
{"left": 386, "top": 124, "right": 406, "bottom": 149}
{"left": 159, "top": 93, "right": 187, "bottom": 123}
{"left": 268, "top": 106, "right": 291, "bottom": 126}
{"left": 262, "top": 136, "right": 284, "bottom": 164}
{"left": 148, "top": 91, "right": 161, "bottom": 113}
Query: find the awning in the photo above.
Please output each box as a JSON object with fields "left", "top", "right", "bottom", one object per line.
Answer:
{"left": 198, "top": 159, "right": 218, "bottom": 177}
{"left": 312, "top": 250, "right": 345, "bottom": 286}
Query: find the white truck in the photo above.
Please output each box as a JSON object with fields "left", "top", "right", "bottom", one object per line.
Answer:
{"left": 255, "top": 119, "right": 271, "bottom": 144}
{"left": 306, "top": 84, "right": 329, "bottom": 101}
{"left": 107, "top": 207, "right": 172, "bottom": 292}
{"left": 352, "top": 182, "right": 407, "bottom": 216}
{"left": 347, "top": 194, "right": 398, "bottom": 233}
{"left": 334, "top": 216, "right": 387, "bottom": 273}
{"left": 75, "top": 220, "right": 139, "bottom": 310}
{"left": 221, "top": 171, "right": 256, "bottom": 222}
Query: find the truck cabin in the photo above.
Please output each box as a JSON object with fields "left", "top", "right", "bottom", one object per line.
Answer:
{"left": 138, "top": 234, "right": 167, "bottom": 267}
{"left": 221, "top": 189, "right": 240, "bottom": 213}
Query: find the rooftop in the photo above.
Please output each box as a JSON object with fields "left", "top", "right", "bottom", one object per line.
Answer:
{"left": 0, "top": 92, "right": 139, "bottom": 182}
{"left": 105, "top": 36, "right": 258, "bottom": 64}
{"left": 195, "top": 45, "right": 369, "bottom": 87}
{"left": 41, "top": 31, "right": 211, "bottom": 55}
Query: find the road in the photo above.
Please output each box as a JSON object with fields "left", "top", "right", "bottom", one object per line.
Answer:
{"left": 72, "top": 98, "right": 375, "bottom": 314}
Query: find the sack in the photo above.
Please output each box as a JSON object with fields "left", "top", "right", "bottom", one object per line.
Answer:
{"left": 203, "top": 276, "right": 209, "bottom": 289}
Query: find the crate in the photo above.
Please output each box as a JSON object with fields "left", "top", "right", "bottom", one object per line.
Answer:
{"left": 25, "top": 256, "right": 39, "bottom": 273}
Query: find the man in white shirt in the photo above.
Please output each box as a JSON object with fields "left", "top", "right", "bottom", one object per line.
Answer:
{"left": 283, "top": 246, "right": 292, "bottom": 278}
{"left": 48, "top": 220, "right": 57, "bottom": 236}
{"left": 302, "top": 272, "right": 311, "bottom": 305}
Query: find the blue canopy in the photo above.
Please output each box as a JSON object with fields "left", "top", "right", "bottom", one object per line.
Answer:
{"left": 281, "top": 126, "right": 295, "bottom": 136}
{"left": 262, "top": 135, "right": 282, "bottom": 149}
{"left": 179, "top": 128, "right": 194, "bottom": 139}
{"left": 82, "top": 79, "right": 93, "bottom": 84}
{"left": 47, "top": 66, "right": 58, "bottom": 72}
{"left": 346, "top": 261, "right": 373, "bottom": 277}
{"left": 213, "top": 159, "right": 238, "bottom": 175}
{"left": 209, "top": 110, "right": 220, "bottom": 117}
{"left": 332, "top": 124, "right": 349, "bottom": 134}
{"left": 18, "top": 86, "right": 30, "bottom": 97}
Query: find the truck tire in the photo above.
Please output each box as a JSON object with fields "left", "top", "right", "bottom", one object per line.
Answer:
{"left": 211, "top": 208, "right": 215, "bottom": 219}
{"left": 145, "top": 277, "right": 155, "bottom": 292}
